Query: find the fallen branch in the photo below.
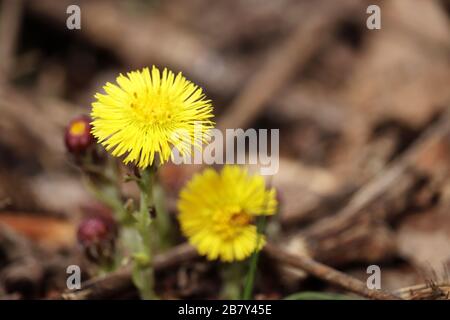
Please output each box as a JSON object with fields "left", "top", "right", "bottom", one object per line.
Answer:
{"left": 395, "top": 282, "right": 450, "bottom": 300}
{"left": 63, "top": 241, "right": 400, "bottom": 300}
{"left": 62, "top": 243, "right": 197, "bottom": 300}
{"left": 264, "top": 243, "right": 400, "bottom": 300}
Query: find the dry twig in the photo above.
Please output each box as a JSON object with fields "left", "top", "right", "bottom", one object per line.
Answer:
{"left": 62, "top": 243, "right": 197, "bottom": 300}
{"left": 264, "top": 243, "right": 400, "bottom": 300}
{"left": 395, "top": 282, "right": 450, "bottom": 300}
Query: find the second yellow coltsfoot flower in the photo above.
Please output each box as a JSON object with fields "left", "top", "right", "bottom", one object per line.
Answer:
{"left": 177, "top": 166, "right": 277, "bottom": 262}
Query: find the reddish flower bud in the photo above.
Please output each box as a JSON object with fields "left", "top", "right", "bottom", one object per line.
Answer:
{"left": 64, "top": 115, "right": 94, "bottom": 154}
{"left": 77, "top": 215, "right": 117, "bottom": 264}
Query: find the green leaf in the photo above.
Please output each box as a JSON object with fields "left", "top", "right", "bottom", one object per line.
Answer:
{"left": 284, "top": 291, "right": 356, "bottom": 300}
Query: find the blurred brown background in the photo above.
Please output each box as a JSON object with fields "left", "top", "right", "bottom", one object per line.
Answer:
{"left": 0, "top": 0, "right": 449, "bottom": 299}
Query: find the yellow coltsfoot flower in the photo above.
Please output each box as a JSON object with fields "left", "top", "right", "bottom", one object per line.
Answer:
{"left": 91, "top": 66, "right": 214, "bottom": 168}
{"left": 177, "top": 166, "right": 277, "bottom": 262}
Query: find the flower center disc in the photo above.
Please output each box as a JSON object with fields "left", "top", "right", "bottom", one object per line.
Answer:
{"left": 212, "top": 207, "right": 253, "bottom": 240}
{"left": 130, "top": 92, "right": 175, "bottom": 126}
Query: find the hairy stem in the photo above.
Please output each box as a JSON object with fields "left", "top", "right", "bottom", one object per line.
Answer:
{"left": 130, "top": 166, "right": 157, "bottom": 300}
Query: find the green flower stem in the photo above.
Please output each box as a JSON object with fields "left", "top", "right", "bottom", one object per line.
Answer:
{"left": 130, "top": 166, "right": 157, "bottom": 300}
{"left": 242, "top": 216, "right": 267, "bottom": 300}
